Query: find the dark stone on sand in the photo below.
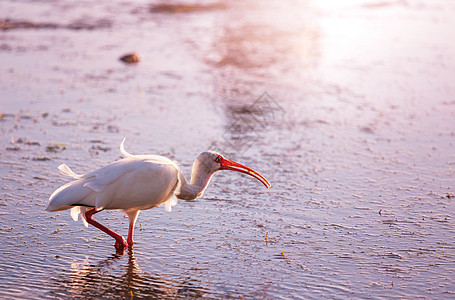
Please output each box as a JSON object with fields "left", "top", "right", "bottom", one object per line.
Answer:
{"left": 119, "top": 53, "right": 141, "bottom": 64}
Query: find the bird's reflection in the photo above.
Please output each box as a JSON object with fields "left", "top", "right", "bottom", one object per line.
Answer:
{"left": 50, "top": 249, "right": 211, "bottom": 299}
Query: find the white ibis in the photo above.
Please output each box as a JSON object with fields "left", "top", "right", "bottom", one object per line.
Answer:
{"left": 46, "top": 139, "right": 270, "bottom": 249}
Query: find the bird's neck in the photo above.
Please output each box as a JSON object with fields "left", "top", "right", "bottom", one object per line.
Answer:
{"left": 176, "top": 167, "right": 214, "bottom": 201}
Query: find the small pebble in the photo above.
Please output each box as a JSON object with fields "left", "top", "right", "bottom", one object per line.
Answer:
{"left": 120, "top": 53, "right": 140, "bottom": 64}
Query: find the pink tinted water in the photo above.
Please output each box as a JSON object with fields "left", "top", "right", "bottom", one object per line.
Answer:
{"left": 1, "top": 0, "right": 455, "bottom": 298}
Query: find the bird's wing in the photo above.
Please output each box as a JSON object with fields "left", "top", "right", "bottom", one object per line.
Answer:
{"left": 82, "top": 156, "right": 176, "bottom": 190}
{"left": 81, "top": 159, "right": 144, "bottom": 210}
{"left": 82, "top": 156, "right": 178, "bottom": 211}
{"left": 81, "top": 159, "right": 138, "bottom": 192}
{"left": 119, "top": 137, "right": 178, "bottom": 167}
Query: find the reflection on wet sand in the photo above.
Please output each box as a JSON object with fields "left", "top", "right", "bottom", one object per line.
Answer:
{"left": 210, "top": 92, "right": 286, "bottom": 155}
{"left": 49, "top": 250, "right": 211, "bottom": 299}
{"left": 205, "top": 1, "right": 318, "bottom": 155}
{"left": 1, "top": 0, "right": 455, "bottom": 298}
{"left": 209, "top": 1, "right": 319, "bottom": 96}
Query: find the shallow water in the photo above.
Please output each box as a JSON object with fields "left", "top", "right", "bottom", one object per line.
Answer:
{"left": 1, "top": 0, "right": 455, "bottom": 298}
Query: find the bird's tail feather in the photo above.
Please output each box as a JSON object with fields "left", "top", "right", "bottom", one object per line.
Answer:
{"left": 70, "top": 206, "right": 89, "bottom": 227}
{"left": 164, "top": 195, "right": 178, "bottom": 212}
{"left": 120, "top": 138, "right": 134, "bottom": 158}
{"left": 70, "top": 206, "right": 79, "bottom": 221}
{"left": 58, "top": 163, "right": 83, "bottom": 179}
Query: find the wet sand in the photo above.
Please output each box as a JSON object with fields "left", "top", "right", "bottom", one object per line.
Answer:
{"left": 1, "top": 0, "right": 455, "bottom": 298}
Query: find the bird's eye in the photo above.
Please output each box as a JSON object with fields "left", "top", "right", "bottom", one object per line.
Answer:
{"left": 215, "top": 156, "right": 222, "bottom": 163}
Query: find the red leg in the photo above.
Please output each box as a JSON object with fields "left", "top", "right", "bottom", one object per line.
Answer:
{"left": 85, "top": 209, "right": 128, "bottom": 249}
{"left": 127, "top": 222, "right": 135, "bottom": 247}
{"left": 126, "top": 210, "right": 140, "bottom": 247}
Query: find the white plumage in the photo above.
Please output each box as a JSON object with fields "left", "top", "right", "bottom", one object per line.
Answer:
{"left": 47, "top": 139, "right": 179, "bottom": 219}
{"left": 46, "top": 138, "right": 270, "bottom": 250}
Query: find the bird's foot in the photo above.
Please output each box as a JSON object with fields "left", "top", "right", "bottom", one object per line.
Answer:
{"left": 114, "top": 236, "right": 128, "bottom": 249}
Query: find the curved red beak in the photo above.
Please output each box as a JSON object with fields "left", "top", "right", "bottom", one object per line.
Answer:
{"left": 219, "top": 157, "right": 271, "bottom": 189}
